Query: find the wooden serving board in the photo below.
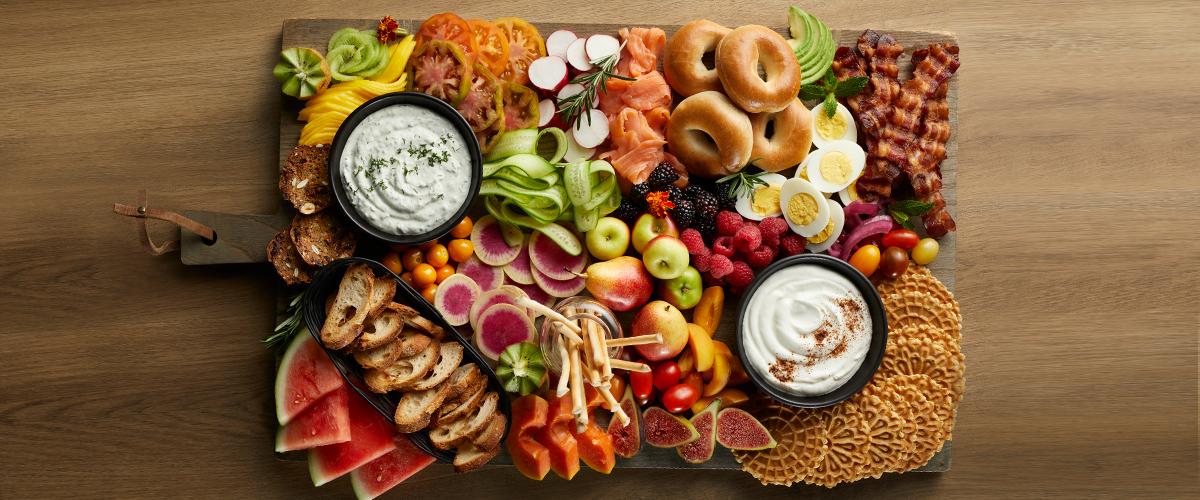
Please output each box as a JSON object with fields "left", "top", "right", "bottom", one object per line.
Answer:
{"left": 262, "top": 19, "right": 957, "bottom": 475}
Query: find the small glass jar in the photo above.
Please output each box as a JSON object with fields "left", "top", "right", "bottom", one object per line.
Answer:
{"left": 538, "top": 296, "right": 624, "bottom": 376}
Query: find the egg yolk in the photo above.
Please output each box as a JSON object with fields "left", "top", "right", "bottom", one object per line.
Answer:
{"left": 819, "top": 151, "right": 853, "bottom": 185}
{"left": 807, "top": 215, "right": 836, "bottom": 244}
{"left": 751, "top": 183, "right": 782, "bottom": 216}
{"left": 815, "top": 109, "right": 848, "bottom": 141}
{"left": 786, "top": 192, "right": 819, "bottom": 226}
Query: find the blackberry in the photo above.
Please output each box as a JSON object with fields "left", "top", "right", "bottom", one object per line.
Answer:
{"left": 692, "top": 190, "right": 720, "bottom": 220}
{"left": 665, "top": 185, "right": 686, "bottom": 204}
{"left": 646, "top": 162, "right": 680, "bottom": 188}
{"left": 693, "top": 218, "right": 717, "bottom": 241}
{"left": 609, "top": 197, "right": 643, "bottom": 226}
{"left": 629, "top": 183, "right": 651, "bottom": 207}
{"left": 671, "top": 199, "right": 696, "bottom": 229}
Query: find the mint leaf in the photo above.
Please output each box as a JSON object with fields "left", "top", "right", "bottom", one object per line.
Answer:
{"left": 889, "top": 200, "right": 935, "bottom": 217}
{"left": 799, "top": 84, "right": 827, "bottom": 100}
{"left": 833, "top": 76, "right": 869, "bottom": 97}
{"left": 823, "top": 94, "right": 837, "bottom": 118}
{"left": 888, "top": 209, "right": 915, "bottom": 231}
{"left": 823, "top": 70, "right": 837, "bottom": 87}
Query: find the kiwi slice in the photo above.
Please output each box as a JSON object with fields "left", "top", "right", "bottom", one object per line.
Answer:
{"left": 496, "top": 342, "right": 546, "bottom": 396}
{"left": 326, "top": 28, "right": 389, "bottom": 81}
{"left": 273, "top": 48, "right": 331, "bottom": 100}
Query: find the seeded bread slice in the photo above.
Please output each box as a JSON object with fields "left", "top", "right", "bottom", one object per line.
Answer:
{"left": 354, "top": 307, "right": 404, "bottom": 350}
{"left": 279, "top": 143, "right": 332, "bottom": 215}
{"left": 353, "top": 337, "right": 404, "bottom": 370}
{"left": 320, "top": 263, "right": 374, "bottom": 349}
{"left": 402, "top": 342, "right": 464, "bottom": 391}
{"left": 290, "top": 212, "right": 359, "bottom": 266}
{"left": 394, "top": 328, "right": 433, "bottom": 359}
{"left": 267, "top": 230, "right": 314, "bottom": 285}
{"left": 430, "top": 391, "right": 498, "bottom": 450}
{"left": 393, "top": 380, "right": 451, "bottom": 433}
{"left": 453, "top": 440, "right": 503, "bottom": 474}
{"left": 472, "top": 412, "right": 507, "bottom": 451}
{"left": 363, "top": 340, "right": 440, "bottom": 393}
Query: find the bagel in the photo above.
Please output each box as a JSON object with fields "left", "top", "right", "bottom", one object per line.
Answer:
{"left": 716, "top": 25, "right": 802, "bottom": 113}
{"left": 667, "top": 91, "right": 753, "bottom": 179}
{"left": 750, "top": 98, "right": 813, "bottom": 172}
{"left": 663, "top": 20, "right": 731, "bottom": 97}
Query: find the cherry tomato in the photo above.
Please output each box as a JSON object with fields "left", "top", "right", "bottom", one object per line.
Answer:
{"left": 636, "top": 385, "right": 658, "bottom": 407}
{"left": 412, "top": 263, "right": 438, "bottom": 287}
{"left": 629, "top": 366, "right": 654, "bottom": 400}
{"left": 426, "top": 244, "right": 450, "bottom": 268}
{"left": 849, "top": 244, "right": 881, "bottom": 277}
{"left": 401, "top": 248, "right": 425, "bottom": 271}
{"left": 399, "top": 272, "right": 415, "bottom": 289}
{"left": 448, "top": 239, "right": 474, "bottom": 262}
{"left": 388, "top": 244, "right": 409, "bottom": 253}
{"left": 420, "top": 284, "right": 438, "bottom": 303}
{"left": 465, "top": 20, "right": 510, "bottom": 78}
{"left": 602, "top": 376, "right": 627, "bottom": 410}
{"left": 653, "top": 361, "right": 682, "bottom": 391}
{"left": 879, "top": 246, "right": 910, "bottom": 279}
{"left": 912, "top": 238, "right": 939, "bottom": 265}
{"left": 435, "top": 264, "right": 455, "bottom": 284}
{"left": 662, "top": 384, "right": 700, "bottom": 413}
{"left": 417, "top": 241, "right": 439, "bottom": 251}
{"left": 381, "top": 251, "right": 403, "bottom": 275}
{"left": 450, "top": 216, "right": 473, "bottom": 239}
{"left": 682, "top": 372, "right": 704, "bottom": 393}
{"left": 492, "top": 17, "right": 545, "bottom": 84}
{"left": 881, "top": 229, "right": 920, "bottom": 250}
{"left": 414, "top": 13, "right": 472, "bottom": 48}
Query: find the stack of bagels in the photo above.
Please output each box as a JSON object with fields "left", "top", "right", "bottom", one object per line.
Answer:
{"left": 664, "top": 21, "right": 813, "bottom": 178}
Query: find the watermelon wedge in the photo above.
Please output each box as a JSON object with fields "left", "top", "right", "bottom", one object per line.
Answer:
{"left": 276, "top": 328, "right": 345, "bottom": 425}
{"left": 309, "top": 389, "right": 397, "bottom": 486}
{"left": 350, "top": 435, "right": 436, "bottom": 500}
{"left": 275, "top": 385, "right": 351, "bottom": 452}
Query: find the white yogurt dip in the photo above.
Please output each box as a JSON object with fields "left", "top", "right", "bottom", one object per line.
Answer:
{"left": 741, "top": 264, "right": 872, "bottom": 396}
{"left": 340, "top": 104, "right": 472, "bottom": 235}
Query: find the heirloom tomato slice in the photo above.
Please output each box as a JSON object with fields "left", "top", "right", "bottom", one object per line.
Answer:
{"left": 415, "top": 13, "right": 472, "bottom": 49}
{"left": 407, "top": 41, "right": 473, "bottom": 106}
{"left": 455, "top": 63, "right": 503, "bottom": 132}
{"left": 501, "top": 82, "right": 540, "bottom": 131}
{"left": 493, "top": 17, "right": 545, "bottom": 85}
{"left": 474, "top": 110, "right": 506, "bottom": 155}
{"left": 466, "top": 19, "right": 510, "bottom": 78}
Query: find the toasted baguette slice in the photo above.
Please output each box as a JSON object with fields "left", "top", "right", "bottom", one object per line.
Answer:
{"left": 324, "top": 294, "right": 336, "bottom": 316}
{"left": 441, "top": 364, "right": 481, "bottom": 402}
{"left": 403, "top": 342, "right": 464, "bottom": 391}
{"left": 394, "top": 328, "right": 432, "bottom": 359}
{"left": 363, "top": 340, "right": 440, "bottom": 393}
{"left": 366, "top": 278, "right": 397, "bottom": 319}
{"left": 472, "top": 412, "right": 506, "bottom": 451}
{"left": 320, "top": 263, "right": 374, "bottom": 349}
{"left": 355, "top": 307, "right": 404, "bottom": 350}
{"left": 433, "top": 376, "right": 488, "bottom": 428}
{"left": 453, "top": 440, "right": 503, "bottom": 474}
{"left": 430, "top": 391, "right": 498, "bottom": 450}
{"left": 393, "top": 381, "right": 450, "bottom": 433}
{"left": 353, "top": 337, "right": 403, "bottom": 370}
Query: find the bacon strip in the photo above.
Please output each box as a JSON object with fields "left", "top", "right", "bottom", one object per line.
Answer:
{"left": 875, "top": 42, "right": 960, "bottom": 168}
{"left": 830, "top": 32, "right": 905, "bottom": 202}
{"left": 906, "top": 45, "right": 959, "bottom": 238}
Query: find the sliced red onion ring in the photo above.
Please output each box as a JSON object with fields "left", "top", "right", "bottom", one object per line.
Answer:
{"left": 837, "top": 215, "right": 894, "bottom": 260}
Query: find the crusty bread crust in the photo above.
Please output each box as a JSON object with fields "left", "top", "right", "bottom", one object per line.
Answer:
{"left": 363, "top": 340, "right": 440, "bottom": 393}
{"left": 394, "top": 328, "right": 432, "bottom": 359}
{"left": 452, "top": 440, "right": 503, "bottom": 474}
{"left": 319, "top": 263, "right": 374, "bottom": 349}
{"left": 403, "top": 342, "right": 464, "bottom": 391}
{"left": 430, "top": 391, "right": 498, "bottom": 450}
{"left": 365, "top": 278, "right": 397, "bottom": 319}
{"left": 393, "top": 381, "right": 450, "bottom": 433}
{"left": 354, "top": 307, "right": 404, "bottom": 350}
{"left": 352, "top": 337, "right": 403, "bottom": 370}
{"left": 472, "top": 413, "right": 506, "bottom": 451}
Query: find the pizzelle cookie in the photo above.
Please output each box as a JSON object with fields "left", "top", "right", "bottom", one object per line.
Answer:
{"left": 805, "top": 401, "right": 871, "bottom": 488}
{"left": 883, "top": 291, "right": 961, "bottom": 338}
{"left": 851, "top": 391, "right": 909, "bottom": 479}
{"left": 876, "top": 264, "right": 959, "bottom": 319}
{"left": 889, "top": 374, "right": 952, "bottom": 471}
{"left": 733, "top": 394, "right": 828, "bottom": 486}
{"left": 880, "top": 337, "right": 965, "bottom": 407}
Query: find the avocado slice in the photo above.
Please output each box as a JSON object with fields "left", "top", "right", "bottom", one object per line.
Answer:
{"left": 801, "top": 21, "right": 838, "bottom": 85}
{"left": 796, "top": 19, "right": 829, "bottom": 69}
{"left": 787, "top": 7, "right": 817, "bottom": 60}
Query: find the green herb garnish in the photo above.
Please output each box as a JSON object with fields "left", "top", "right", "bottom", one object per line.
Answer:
{"left": 886, "top": 200, "right": 935, "bottom": 231}
{"left": 716, "top": 160, "right": 771, "bottom": 200}
{"left": 262, "top": 291, "right": 306, "bottom": 355}
{"left": 557, "top": 42, "right": 635, "bottom": 128}
{"left": 798, "top": 71, "right": 868, "bottom": 118}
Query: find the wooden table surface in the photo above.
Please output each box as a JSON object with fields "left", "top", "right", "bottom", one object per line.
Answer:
{"left": 2, "top": 0, "right": 1196, "bottom": 498}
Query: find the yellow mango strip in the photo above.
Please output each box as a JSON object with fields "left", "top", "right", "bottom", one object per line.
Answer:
{"left": 370, "top": 35, "right": 415, "bottom": 83}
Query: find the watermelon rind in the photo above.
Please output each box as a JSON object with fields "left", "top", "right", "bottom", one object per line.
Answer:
{"left": 308, "top": 391, "right": 398, "bottom": 486}
{"left": 350, "top": 436, "right": 436, "bottom": 500}
{"left": 276, "top": 327, "right": 344, "bottom": 426}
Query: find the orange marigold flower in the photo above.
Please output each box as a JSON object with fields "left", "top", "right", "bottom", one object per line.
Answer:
{"left": 377, "top": 15, "right": 399, "bottom": 43}
{"left": 645, "top": 191, "right": 675, "bottom": 219}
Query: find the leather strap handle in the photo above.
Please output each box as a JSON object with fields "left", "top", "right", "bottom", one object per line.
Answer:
{"left": 113, "top": 190, "right": 216, "bottom": 255}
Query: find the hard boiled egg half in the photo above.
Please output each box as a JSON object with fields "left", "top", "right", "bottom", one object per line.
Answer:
{"left": 777, "top": 178, "right": 830, "bottom": 237}
{"left": 734, "top": 172, "right": 789, "bottom": 221}
{"left": 805, "top": 198, "right": 845, "bottom": 254}
{"left": 810, "top": 102, "right": 857, "bottom": 148}
{"left": 806, "top": 140, "right": 866, "bottom": 194}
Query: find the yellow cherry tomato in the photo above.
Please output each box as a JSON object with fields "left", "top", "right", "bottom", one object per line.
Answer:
{"left": 399, "top": 272, "right": 415, "bottom": 289}
{"left": 381, "top": 251, "right": 403, "bottom": 275}
{"left": 417, "top": 241, "right": 438, "bottom": 251}
{"left": 401, "top": 248, "right": 425, "bottom": 271}
{"left": 412, "top": 263, "right": 438, "bottom": 287}
{"left": 426, "top": 244, "right": 449, "bottom": 268}
{"left": 435, "top": 264, "right": 455, "bottom": 283}
{"left": 450, "top": 216, "right": 473, "bottom": 239}
{"left": 420, "top": 284, "right": 438, "bottom": 303}
{"left": 912, "top": 238, "right": 939, "bottom": 265}
{"left": 448, "top": 239, "right": 474, "bottom": 262}
{"left": 849, "top": 244, "right": 881, "bottom": 277}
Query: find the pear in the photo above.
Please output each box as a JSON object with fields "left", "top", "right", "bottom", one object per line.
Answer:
{"left": 581, "top": 256, "right": 652, "bottom": 312}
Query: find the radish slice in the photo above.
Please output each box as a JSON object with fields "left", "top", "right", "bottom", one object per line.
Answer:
{"left": 562, "top": 127, "right": 596, "bottom": 162}
{"left": 528, "top": 56, "right": 568, "bottom": 93}
{"left": 557, "top": 83, "right": 597, "bottom": 108}
{"left": 585, "top": 34, "right": 621, "bottom": 61}
{"left": 571, "top": 109, "right": 609, "bottom": 149}
{"left": 537, "top": 99, "right": 556, "bottom": 128}
{"left": 566, "top": 38, "right": 593, "bottom": 71}
{"left": 545, "top": 30, "right": 578, "bottom": 61}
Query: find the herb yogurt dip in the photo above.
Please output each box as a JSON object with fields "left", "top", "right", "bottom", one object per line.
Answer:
{"left": 741, "top": 264, "right": 872, "bottom": 396}
{"left": 340, "top": 104, "right": 472, "bottom": 235}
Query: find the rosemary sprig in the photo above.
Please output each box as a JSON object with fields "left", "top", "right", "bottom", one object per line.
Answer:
{"left": 716, "top": 160, "right": 771, "bottom": 200}
{"left": 557, "top": 42, "right": 634, "bottom": 128}
{"left": 263, "top": 290, "right": 306, "bottom": 355}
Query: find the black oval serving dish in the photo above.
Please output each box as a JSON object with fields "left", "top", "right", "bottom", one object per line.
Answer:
{"left": 302, "top": 257, "right": 511, "bottom": 463}
{"left": 327, "top": 91, "right": 483, "bottom": 245}
{"left": 735, "top": 253, "right": 888, "bottom": 408}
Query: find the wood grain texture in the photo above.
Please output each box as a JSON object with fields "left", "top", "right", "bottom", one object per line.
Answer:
{"left": 0, "top": 1, "right": 1196, "bottom": 499}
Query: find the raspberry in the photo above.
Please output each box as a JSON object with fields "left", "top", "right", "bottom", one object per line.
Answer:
{"left": 713, "top": 236, "right": 736, "bottom": 257}
{"left": 701, "top": 270, "right": 725, "bottom": 287}
{"left": 709, "top": 254, "right": 734, "bottom": 279}
{"left": 780, "top": 233, "right": 807, "bottom": 256}
{"left": 733, "top": 225, "right": 762, "bottom": 253}
{"left": 679, "top": 228, "right": 706, "bottom": 254}
{"left": 716, "top": 210, "right": 743, "bottom": 236}
{"left": 762, "top": 231, "right": 781, "bottom": 249}
{"left": 729, "top": 286, "right": 746, "bottom": 296}
{"left": 759, "top": 217, "right": 787, "bottom": 237}
{"left": 692, "top": 247, "right": 713, "bottom": 272}
{"left": 747, "top": 244, "right": 777, "bottom": 268}
{"left": 726, "top": 260, "right": 754, "bottom": 287}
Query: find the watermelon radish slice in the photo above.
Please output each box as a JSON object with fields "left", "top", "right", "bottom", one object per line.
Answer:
{"left": 503, "top": 234, "right": 534, "bottom": 285}
{"left": 475, "top": 303, "right": 537, "bottom": 360}
{"left": 471, "top": 215, "right": 521, "bottom": 266}
{"left": 529, "top": 229, "right": 587, "bottom": 280}
{"left": 276, "top": 328, "right": 345, "bottom": 426}
{"left": 530, "top": 260, "right": 587, "bottom": 298}
{"left": 469, "top": 286, "right": 526, "bottom": 331}
{"left": 505, "top": 277, "right": 556, "bottom": 309}
{"left": 350, "top": 435, "right": 436, "bottom": 500}
{"left": 276, "top": 385, "right": 351, "bottom": 452}
{"left": 456, "top": 255, "right": 504, "bottom": 292}
{"left": 434, "top": 274, "right": 480, "bottom": 326}
{"left": 309, "top": 390, "right": 398, "bottom": 486}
